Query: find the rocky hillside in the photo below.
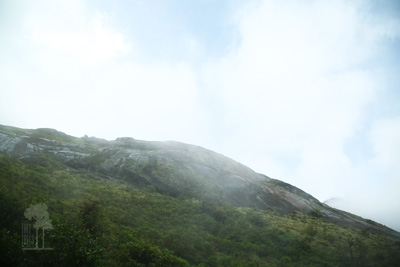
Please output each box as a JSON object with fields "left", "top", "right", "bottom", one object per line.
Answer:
{"left": 0, "top": 124, "right": 397, "bottom": 239}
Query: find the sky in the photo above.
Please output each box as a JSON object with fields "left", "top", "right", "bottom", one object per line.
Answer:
{"left": 1, "top": 0, "right": 400, "bottom": 231}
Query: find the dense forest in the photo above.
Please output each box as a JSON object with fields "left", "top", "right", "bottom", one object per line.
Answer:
{"left": 1, "top": 155, "right": 400, "bottom": 266}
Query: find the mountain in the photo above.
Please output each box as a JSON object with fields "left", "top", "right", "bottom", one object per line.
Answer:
{"left": 1, "top": 124, "right": 399, "bottom": 266}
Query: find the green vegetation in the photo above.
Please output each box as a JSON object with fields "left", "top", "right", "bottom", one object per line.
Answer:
{"left": 1, "top": 153, "right": 400, "bottom": 266}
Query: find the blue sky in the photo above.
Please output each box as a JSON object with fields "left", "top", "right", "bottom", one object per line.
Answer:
{"left": 1, "top": 0, "right": 400, "bottom": 231}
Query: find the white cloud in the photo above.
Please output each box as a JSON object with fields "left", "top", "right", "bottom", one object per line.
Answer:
{"left": 29, "top": 11, "right": 131, "bottom": 68}
{"left": 205, "top": 0, "right": 377, "bottom": 161}
{"left": 369, "top": 117, "right": 400, "bottom": 175}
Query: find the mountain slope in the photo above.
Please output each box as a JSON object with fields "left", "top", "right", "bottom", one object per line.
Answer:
{"left": 1, "top": 124, "right": 399, "bottom": 266}
{"left": 0, "top": 124, "right": 397, "bottom": 236}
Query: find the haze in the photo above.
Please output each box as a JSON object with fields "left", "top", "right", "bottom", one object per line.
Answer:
{"left": 1, "top": 0, "right": 399, "bottom": 231}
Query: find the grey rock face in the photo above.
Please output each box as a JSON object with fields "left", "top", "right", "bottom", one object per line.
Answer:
{"left": 0, "top": 127, "right": 90, "bottom": 162}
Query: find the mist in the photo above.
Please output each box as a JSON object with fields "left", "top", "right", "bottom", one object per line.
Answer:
{"left": 1, "top": 0, "right": 400, "bottom": 231}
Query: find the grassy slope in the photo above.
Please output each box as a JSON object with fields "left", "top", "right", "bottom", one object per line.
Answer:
{"left": 1, "top": 152, "right": 400, "bottom": 267}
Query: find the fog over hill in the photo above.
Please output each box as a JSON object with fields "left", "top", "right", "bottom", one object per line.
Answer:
{"left": 0, "top": 124, "right": 398, "bottom": 238}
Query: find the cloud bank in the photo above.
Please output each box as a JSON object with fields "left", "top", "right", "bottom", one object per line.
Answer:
{"left": 203, "top": 0, "right": 400, "bottom": 230}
